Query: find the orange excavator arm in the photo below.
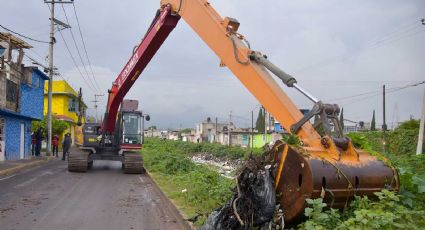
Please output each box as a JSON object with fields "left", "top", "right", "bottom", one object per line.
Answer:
{"left": 155, "top": 0, "right": 398, "bottom": 223}
{"left": 159, "top": 0, "right": 323, "bottom": 149}
{"left": 115, "top": 0, "right": 399, "bottom": 223}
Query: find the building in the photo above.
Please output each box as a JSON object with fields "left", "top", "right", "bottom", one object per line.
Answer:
{"left": 196, "top": 117, "right": 236, "bottom": 143}
{"left": 0, "top": 33, "right": 48, "bottom": 161}
{"left": 43, "top": 80, "right": 87, "bottom": 146}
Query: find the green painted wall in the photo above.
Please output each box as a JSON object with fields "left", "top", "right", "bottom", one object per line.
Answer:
{"left": 251, "top": 134, "right": 273, "bottom": 148}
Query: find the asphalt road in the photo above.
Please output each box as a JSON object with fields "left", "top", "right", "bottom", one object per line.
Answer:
{"left": 0, "top": 159, "right": 191, "bottom": 230}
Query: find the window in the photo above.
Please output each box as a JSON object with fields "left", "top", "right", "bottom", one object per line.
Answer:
{"left": 122, "top": 113, "right": 142, "bottom": 144}
{"left": 84, "top": 126, "right": 100, "bottom": 135}
{"left": 69, "top": 97, "right": 81, "bottom": 113}
{"left": 68, "top": 98, "right": 78, "bottom": 112}
{"left": 6, "top": 79, "right": 18, "bottom": 103}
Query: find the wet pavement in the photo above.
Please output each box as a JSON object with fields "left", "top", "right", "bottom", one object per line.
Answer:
{"left": 0, "top": 159, "right": 191, "bottom": 230}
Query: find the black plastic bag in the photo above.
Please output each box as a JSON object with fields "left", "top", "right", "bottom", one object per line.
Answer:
{"left": 200, "top": 165, "right": 275, "bottom": 230}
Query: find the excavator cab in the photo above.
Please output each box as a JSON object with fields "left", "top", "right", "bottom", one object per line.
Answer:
{"left": 120, "top": 111, "right": 144, "bottom": 147}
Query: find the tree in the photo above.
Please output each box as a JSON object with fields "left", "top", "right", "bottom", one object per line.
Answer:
{"left": 371, "top": 110, "right": 376, "bottom": 131}
{"left": 255, "top": 107, "right": 265, "bottom": 132}
{"left": 148, "top": 125, "right": 157, "bottom": 130}
{"left": 339, "top": 107, "right": 344, "bottom": 131}
{"left": 396, "top": 119, "right": 419, "bottom": 130}
{"left": 32, "top": 116, "right": 69, "bottom": 137}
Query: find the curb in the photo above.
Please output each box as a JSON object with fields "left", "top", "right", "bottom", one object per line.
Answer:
{"left": 0, "top": 157, "right": 51, "bottom": 177}
{"left": 146, "top": 170, "right": 197, "bottom": 230}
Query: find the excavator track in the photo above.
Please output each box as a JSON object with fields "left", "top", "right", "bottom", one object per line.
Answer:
{"left": 68, "top": 149, "right": 89, "bottom": 172}
{"left": 122, "top": 152, "right": 144, "bottom": 174}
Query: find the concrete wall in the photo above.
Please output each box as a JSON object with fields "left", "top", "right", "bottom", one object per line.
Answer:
{"left": 43, "top": 80, "right": 86, "bottom": 123}
{"left": 0, "top": 72, "right": 5, "bottom": 108}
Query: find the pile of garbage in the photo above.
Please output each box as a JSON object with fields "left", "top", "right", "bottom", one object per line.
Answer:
{"left": 200, "top": 152, "right": 279, "bottom": 230}
{"left": 191, "top": 153, "right": 243, "bottom": 179}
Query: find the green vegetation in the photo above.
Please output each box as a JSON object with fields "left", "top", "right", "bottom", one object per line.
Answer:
{"left": 31, "top": 115, "right": 69, "bottom": 136}
{"left": 143, "top": 137, "right": 262, "bottom": 160}
{"left": 299, "top": 190, "right": 425, "bottom": 229}
{"left": 142, "top": 119, "right": 425, "bottom": 228}
{"left": 299, "top": 119, "right": 425, "bottom": 229}
{"left": 142, "top": 138, "right": 262, "bottom": 226}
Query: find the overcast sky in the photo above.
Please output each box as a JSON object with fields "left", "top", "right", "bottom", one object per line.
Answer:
{"left": 1, "top": 0, "right": 424, "bottom": 129}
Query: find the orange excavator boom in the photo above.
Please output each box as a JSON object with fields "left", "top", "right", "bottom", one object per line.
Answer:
{"left": 123, "top": 0, "right": 399, "bottom": 223}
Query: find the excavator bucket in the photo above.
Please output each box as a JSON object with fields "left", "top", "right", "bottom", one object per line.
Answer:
{"left": 272, "top": 140, "right": 399, "bottom": 223}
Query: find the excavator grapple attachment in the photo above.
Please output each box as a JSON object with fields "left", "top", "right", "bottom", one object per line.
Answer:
{"left": 272, "top": 141, "right": 399, "bottom": 223}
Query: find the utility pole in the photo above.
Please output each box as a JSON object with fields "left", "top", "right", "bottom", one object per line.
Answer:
{"left": 264, "top": 107, "right": 267, "bottom": 142}
{"left": 228, "top": 111, "right": 232, "bottom": 146}
{"left": 215, "top": 117, "right": 218, "bottom": 143}
{"left": 44, "top": 0, "right": 74, "bottom": 155}
{"left": 251, "top": 110, "right": 254, "bottom": 149}
{"left": 417, "top": 86, "right": 425, "bottom": 155}
{"left": 92, "top": 94, "right": 104, "bottom": 122}
{"left": 382, "top": 85, "right": 387, "bottom": 153}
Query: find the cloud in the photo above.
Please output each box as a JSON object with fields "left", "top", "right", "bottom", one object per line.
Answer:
{"left": 2, "top": 0, "right": 424, "bottom": 129}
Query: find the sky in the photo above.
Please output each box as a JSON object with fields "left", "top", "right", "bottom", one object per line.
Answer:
{"left": 1, "top": 0, "right": 424, "bottom": 129}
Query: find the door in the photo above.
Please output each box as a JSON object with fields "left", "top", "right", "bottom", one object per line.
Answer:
{"left": 20, "top": 123, "right": 24, "bottom": 159}
{"left": 0, "top": 118, "right": 5, "bottom": 161}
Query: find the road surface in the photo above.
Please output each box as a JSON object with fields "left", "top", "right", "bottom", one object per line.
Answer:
{"left": 0, "top": 159, "right": 191, "bottom": 230}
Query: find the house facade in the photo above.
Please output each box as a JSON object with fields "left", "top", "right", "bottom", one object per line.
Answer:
{"left": 0, "top": 33, "right": 48, "bottom": 161}
{"left": 43, "top": 80, "right": 87, "bottom": 146}
{"left": 196, "top": 117, "right": 236, "bottom": 143}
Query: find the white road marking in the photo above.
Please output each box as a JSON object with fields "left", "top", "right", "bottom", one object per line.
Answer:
{"left": 0, "top": 174, "right": 16, "bottom": 181}
{"left": 14, "top": 177, "right": 38, "bottom": 188}
{"left": 40, "top": 170, "right": 54, "bottom": 176}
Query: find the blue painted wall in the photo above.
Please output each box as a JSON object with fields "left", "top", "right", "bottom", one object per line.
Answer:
{"left": 0, "top": 68, "right": 47, "bottom": 160}
{"left": 3, "top": 116, "right": 32, "bottom": 160}
{"left": 20, "top": 70, "right": 46, "bottom": 120}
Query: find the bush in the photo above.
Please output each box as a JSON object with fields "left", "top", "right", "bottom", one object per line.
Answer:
{"left": 143, "top": 137, "right": 262, "bottom": 159}
{"left": 141, "top": 138, "right": 239, "bottom": 226}
{"left": 299, "top": 190, "right": 425, "bottom": 229}
{"left": 300, "top": 120, "right": 425, "bottom": 229}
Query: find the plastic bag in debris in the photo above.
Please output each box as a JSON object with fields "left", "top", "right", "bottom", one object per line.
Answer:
{"left": 199, "top": 167, "right": 275, "bottom": 230}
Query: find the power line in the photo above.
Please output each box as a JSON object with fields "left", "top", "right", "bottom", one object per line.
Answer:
{"left": 292, "top": 19, "right": 424, "bottom": 75}
{"left": 60, "top": 4, "right": 100, "bottom": 93}
{"left": 57, "top": 27, "right": 96, "bottom": 93}
{"left": 0, "top": 24, "right": 49, "bottom": 44}
{"left": 337, "top": 81, "right": 425, "bottom": 106}
{"left": 71, "top": 3, "right": 101, "bottom": 92}
{"left": 298, "top": 80, "right": 425, "bottom": 108}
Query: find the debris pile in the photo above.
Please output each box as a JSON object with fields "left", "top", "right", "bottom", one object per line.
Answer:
{"left": 191, "top": 153, "right": 243, "bottom": 179}
{"left": 200, "top": 153, "right": 277, "bottom": 230}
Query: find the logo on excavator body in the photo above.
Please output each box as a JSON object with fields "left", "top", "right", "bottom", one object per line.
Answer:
{"left": 131, "top": 70, "right": 141, "bottom": 81}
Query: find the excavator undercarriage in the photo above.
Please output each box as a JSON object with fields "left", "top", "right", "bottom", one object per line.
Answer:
{"left": 67, "top": 148, "right": 144, "bottom": 174}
